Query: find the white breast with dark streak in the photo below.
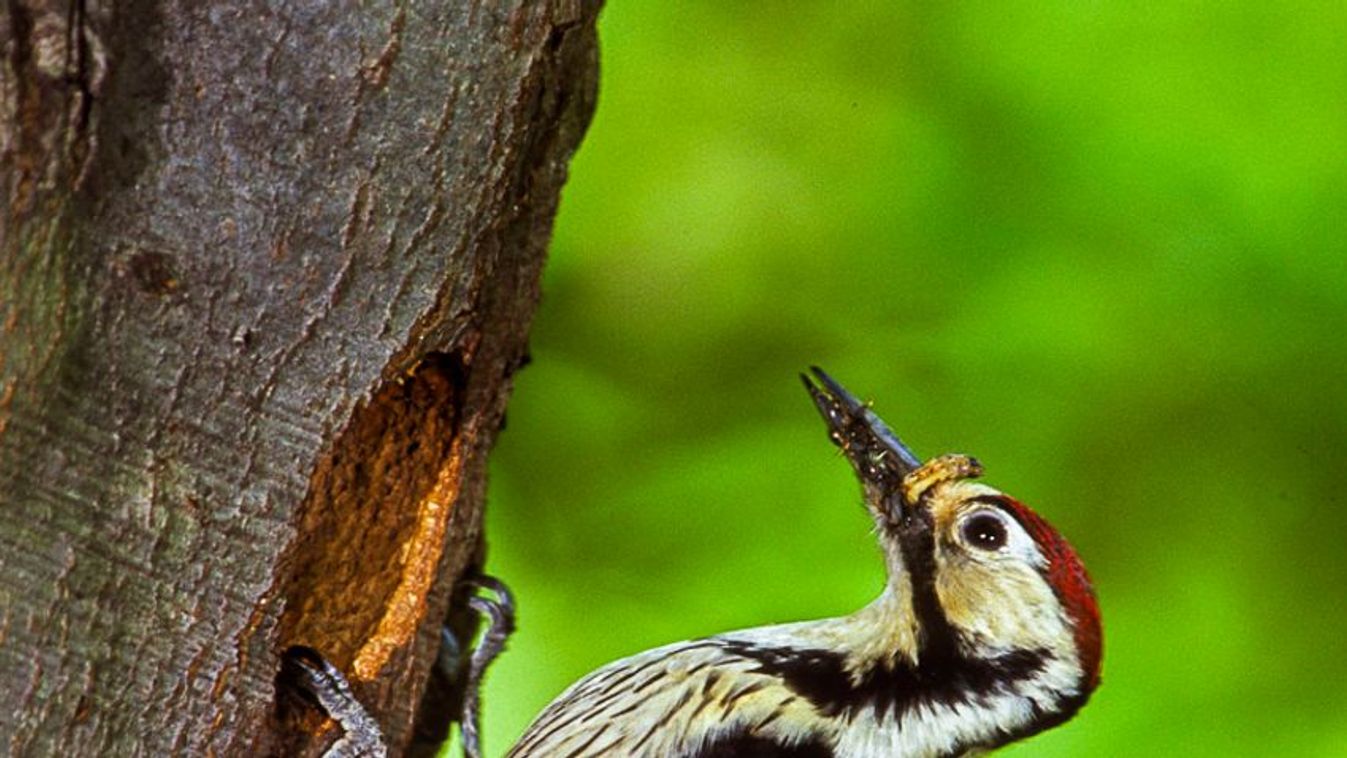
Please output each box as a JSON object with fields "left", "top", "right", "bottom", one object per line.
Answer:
{"left": 506, "top": 617, "right": 1078, "bottom": 758}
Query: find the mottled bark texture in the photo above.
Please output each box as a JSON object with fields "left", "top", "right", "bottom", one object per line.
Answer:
{"left": 0, "top": 1, "right": 599, "bottom": 754}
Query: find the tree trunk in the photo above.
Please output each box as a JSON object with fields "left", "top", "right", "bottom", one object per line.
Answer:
{"left": 0, "top": 1, "right": 600, "bottom": 755}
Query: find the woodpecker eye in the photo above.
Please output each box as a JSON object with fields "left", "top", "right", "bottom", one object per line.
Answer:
{"left": 961, "top": 513, "right": 1008, "bottom": 550}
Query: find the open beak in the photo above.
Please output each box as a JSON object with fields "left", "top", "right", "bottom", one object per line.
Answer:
{"left": 801, "top": 366, "right": 923, "bottom": 506}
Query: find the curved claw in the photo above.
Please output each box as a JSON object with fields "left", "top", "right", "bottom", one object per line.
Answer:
{"left": 450, "top": 575, "right": 517, "bottom": 758}
{"left": 280, "top": 646, "right": 388, "bottom": 758}
{"left": 464, "top": 574, "right": 515, "bottom": 611}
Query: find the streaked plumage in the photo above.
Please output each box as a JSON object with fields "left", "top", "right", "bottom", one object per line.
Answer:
{"left": 508, "top": 369, "right": 1101, "bottom": 757}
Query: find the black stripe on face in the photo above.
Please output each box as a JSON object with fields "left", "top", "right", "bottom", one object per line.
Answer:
{"left": 712, "top": 638, "right": 1050, "bottom": 727}
{"left": 891, "top": 501, "right": 962, "bottom": 662}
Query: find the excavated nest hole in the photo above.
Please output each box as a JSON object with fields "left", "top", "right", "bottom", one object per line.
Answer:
{"left": 277, "top": 352, "right": 467, "bottom": 691}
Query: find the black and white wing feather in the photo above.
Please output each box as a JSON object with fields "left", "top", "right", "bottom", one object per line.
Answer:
{"left": 508, "top": 634, "right": 835, "bottom": 757}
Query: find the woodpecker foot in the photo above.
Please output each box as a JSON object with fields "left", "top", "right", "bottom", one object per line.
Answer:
{"left": 280, "top": 646, "right": 388, "bottom": 758}
{"left": 452, "top": 574, "right": 516, "bottom": 758}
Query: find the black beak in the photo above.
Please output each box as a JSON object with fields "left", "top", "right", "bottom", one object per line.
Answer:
{"left": 801, "top": 366, "right": 923, "bottom": 498}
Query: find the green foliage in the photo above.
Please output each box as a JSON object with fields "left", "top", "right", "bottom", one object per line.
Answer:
{"left": 478, "top": 2, "right": 1347, "bottom": 754}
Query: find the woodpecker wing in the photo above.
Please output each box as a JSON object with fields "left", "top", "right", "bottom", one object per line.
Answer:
{"left": 508, "top": 634, "right": 837, "bottom": 757}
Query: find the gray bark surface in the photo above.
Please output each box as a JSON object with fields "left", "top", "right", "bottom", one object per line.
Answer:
{"left": 0, "top": 1, "right": 600, "bottom": 754}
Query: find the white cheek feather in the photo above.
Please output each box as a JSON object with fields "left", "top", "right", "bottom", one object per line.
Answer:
{"left": 943, "top": 566, "right": 1073, "bottom": 655}
{"left": 933, "top": 507, "right": 1077, "bottom": 660}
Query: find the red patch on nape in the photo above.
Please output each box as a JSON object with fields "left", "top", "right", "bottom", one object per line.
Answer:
{"left": 1000, "top": 497, "right": 1103, "bottom": 691}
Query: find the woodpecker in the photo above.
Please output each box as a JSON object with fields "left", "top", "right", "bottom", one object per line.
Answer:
{"left": 285, "top": 368, "right": 1101, "bottom": 758}
{"left": 506, "top": 368, "right": 1101, "bottom": 757}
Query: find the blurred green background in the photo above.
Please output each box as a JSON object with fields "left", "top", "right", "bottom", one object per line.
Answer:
{"left": 471, "top": 2, "right": 1347, "bottom": 755}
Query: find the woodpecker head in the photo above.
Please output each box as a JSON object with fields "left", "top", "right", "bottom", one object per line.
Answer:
{"left": 802, "top": 367, "right": 1101, "bottom": 731}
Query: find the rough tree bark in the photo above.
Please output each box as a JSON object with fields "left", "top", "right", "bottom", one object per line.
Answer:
{"left": 0, "top": 1, "right": 600, "bottom": 755}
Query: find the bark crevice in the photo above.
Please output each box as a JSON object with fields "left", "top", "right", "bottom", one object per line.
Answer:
{"left": 0, "top": 2, "right": 603, "bottom": 754}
